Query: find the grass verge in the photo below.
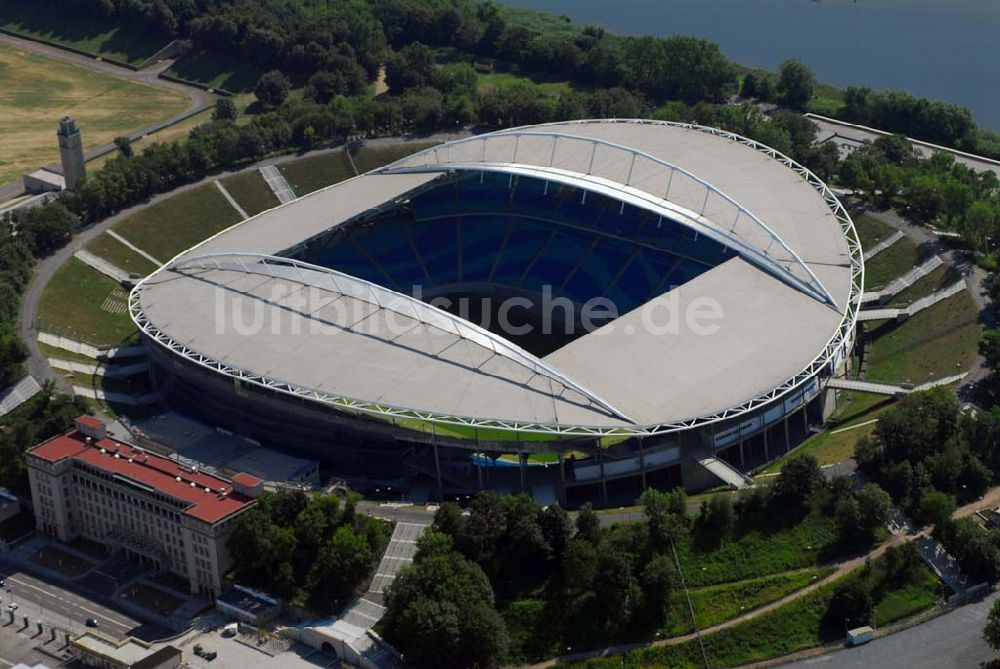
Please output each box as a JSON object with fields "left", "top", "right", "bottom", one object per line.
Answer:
{"left": 221, "top": 170, "right": 280, "bottom": 217}
{"left": 38, "top": 257, "right": 136, "bottom": 346}
{"left": 85, "top": 232, "right": 159, "bottom": 277}
{"left": 113, "top": 182, "right": 243, "bottom": 261}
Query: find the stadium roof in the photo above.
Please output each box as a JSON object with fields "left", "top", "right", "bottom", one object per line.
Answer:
{"left": 133, "top": 120, "right": 862, "bottom": 437}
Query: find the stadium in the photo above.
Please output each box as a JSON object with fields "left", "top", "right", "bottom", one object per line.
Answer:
{"left": 130, "top": 120, "right": 863, "bottom": 506}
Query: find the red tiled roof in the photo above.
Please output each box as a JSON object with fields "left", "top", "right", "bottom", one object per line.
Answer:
{"left": 29, "top": 429, "right": 256, "bottom": 524}
{"left": 231, "top": 472, "right": 263, "bottom": 487}
{"left": 74, "top": 415, "right": 104, "bottom": 429}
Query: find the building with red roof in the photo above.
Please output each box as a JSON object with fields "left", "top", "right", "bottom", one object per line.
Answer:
{"left": 26, "top": 416, "right": 260, "bottom": 596}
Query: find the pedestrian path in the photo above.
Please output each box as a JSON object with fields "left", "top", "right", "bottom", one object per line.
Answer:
{"left": 0, "top": 376, "right": 41, "bottom": 417}
{"left": 259, "top": 165, "right": 297, "bottom": 204}
{"left": 861, "top": 256, "right": 944, "bottom": 303}
{"left": 73, "top": 250, "right": 131, "bottom": 283}
{"left": 106, "top": 230, "right": 164, "bottom": 267}
{"left": 214, "top": 179, "right": 249, "bottom": 219}
{"left": 827, "top": 372, "right": 967, "bottom": 396}
{"left": 858, "top": 280, "right": 965, "bottom": 321}
{"left": 38, "top": 332, "right": 146, "bottom": 361}
{"left": 862, "top": 230, "right": 905, "bottom": 261}
{"left": 48, "top": 357, "right": 150, "bottom": 378}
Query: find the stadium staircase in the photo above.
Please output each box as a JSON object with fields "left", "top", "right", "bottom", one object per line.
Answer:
{"left": 827, "top": 372, "right": 967, "bottom": 397}
{"left": 860, "top": 255, "right": 944, "bottom": 304}
{"left": 696, "top": 456, "right": 753, "bottom": 490}
{"left": 861, "top": 230, "right": 905, "bottom": 261}
{"left": 857, "top": 279, "right": 965, "bottom": 321}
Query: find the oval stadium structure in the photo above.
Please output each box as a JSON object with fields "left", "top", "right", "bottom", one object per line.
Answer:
{"left": 130, "top": 120, "right": 863, "bottom": 505}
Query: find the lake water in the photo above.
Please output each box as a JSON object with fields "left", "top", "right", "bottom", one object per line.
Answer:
{"left": 504, "top": 0, "right": 1000, "bottom": 130}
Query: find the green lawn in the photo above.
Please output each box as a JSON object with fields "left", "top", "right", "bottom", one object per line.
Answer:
{"left": 38, "top": 257, "right": 136, "bottom": 346}
{"left": 351, "top": 143, "right": 438, "bottom": 174}
{"left": 567, "top": 557, "right": 940, "bottom": 669}
{"left": 0, "top": 0, "right": 163, "bottom": 64}
{"left": 891, "top": 265, "right": 959, "bottom": 305}
{"left": 853, "top": 213, "right": 896, "bottom": 250}
{"left": 665, "top": 568, "right": 834, "bottom": 636}
{"left": 475, "top": 70, "right": 571, "bottom": 96}
{"left": 278, "top": 152, "right": 355, "bottom": 196}
{"left": 113, "top": 183, "right": 243, "bottom": 261}
{"left": 676, "top": 512, "right": 841, "bottom": 588}
{"left": 85, "top": 233, "right": 159, "bottom": 277}
{"left": 865, "top": 290, "right": 981, "bottom": 384}
{"left": 221, "top": 170, "right": 280, "bottom": 217}
{"left": 38, "top": 342, "right": 97, "bottom": 365}
{"left": 864, "top": 234, "right": 925, "bottom": 290}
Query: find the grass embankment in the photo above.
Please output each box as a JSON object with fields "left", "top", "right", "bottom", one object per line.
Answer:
{"left": 664, "top": 567, "right": 834, "bottom": 636}
{"left": 38, "top": 257, "right": 136, "bottom": 346}
{"left": 277, "top": 143, "right": 438, "bottom": 196}
{"left": 221, "top": 170, "right": 280, "bottom": 216}
{"left": 675, "top": 512, "right": 841, "bottom": 588}
{"left": 853, "top": 212, "right": 895, "bottom": 249}
{"left": 0, "top": 42, "right": 188, "bottom": 184}
{"left": 863, "top": 233, "right": 924, "bottom": 289}
{"left": 565, "top": 555, "right": 940, "bottom": 669}
{"left": 866, "top": 290, "right": 980, "bottom": 384}
{"left": 113, "top": 183, "right": 243, "bottom": 261}
{"left": 0, "top": 0, "right": 162, "bottom": 64}
{"left": 85, "top": 233, "right": 159, "bottom": 277}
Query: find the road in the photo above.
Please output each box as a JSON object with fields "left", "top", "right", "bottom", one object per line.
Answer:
{"left": 0, "top": 558, "right": 140, "bottom": 640}
{"left": 781, "top": 592, "right": 997, "bottom": 669}
{"left": 808, "top": 114, "right": 1000, "bottom": 180}
{"left": 0, "top": 31, "right": 213, "bottom": 201}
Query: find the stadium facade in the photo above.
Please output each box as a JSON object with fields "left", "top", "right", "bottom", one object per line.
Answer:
{"left": 130, "top": 120, "right": 863, "bottom": 506}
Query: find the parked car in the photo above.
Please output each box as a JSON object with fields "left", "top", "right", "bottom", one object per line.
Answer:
{"left": 85, "top": 618, "right": 99, "bottom": 628}
{"left": 7, "top": 602, "right": 18, "bottom": 611}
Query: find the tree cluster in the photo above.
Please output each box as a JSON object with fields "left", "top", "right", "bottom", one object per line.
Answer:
{"left": 856, "top": 388, "right": 993, "bottom": 512}
{"left": 226, "top": 490, "right": 389, "bottom": 612}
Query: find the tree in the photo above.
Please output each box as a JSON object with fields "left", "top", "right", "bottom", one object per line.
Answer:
{"left": 984, "top": 597, "right": 1000, "bottom": 651}
{"left": 308, "top": 525, "right": 373, "bottom": 609}
{"left": 856, "top": 483, "right": 893, "bottom": 535}
{"left": 385, "top": 42, "right": 434, "bottom": 93}
{"left": 575, "top": 502, "right": 601, "bottom": 544}
{"left": 641, "top": 487, "right": 688, "bottom": 548}
{"left": 777, "top": 59, "right": 815, "bottom": 111}
{"left": 916, "top": 491, "right": 955, "bottom": 528}
{"left": 539, "top": 504, "right": 572, "bottom": 561}
{"left": 699, "top": 493, "right": 735, "bottom": 542}
{"left": 773, "top": 455, "right": 823, "bottom": 505}
{"left": 255, "top": 70, "right": 291, "bottom": 109}
{"left": 114, "top": 136, "right": 133, "bottom": 158}
{"left": 638, "top": 554, "right": 675, "bottom": 629}
{"left": 384, "top": 543, "right": 508, "bottom": 669}
{"left": 835, "top": 496, "right": 861, "bottom": 541}
{"left": 213, "top": 97, "right": 239, "bottom": 121}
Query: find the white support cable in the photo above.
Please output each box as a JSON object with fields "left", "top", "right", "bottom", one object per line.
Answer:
{"left": 379, "top": 128, "right": 837, "bottom": 309}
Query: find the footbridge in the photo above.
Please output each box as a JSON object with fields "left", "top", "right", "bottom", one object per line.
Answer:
{"left": 861, "top": 256, "right": 944, "bottom": 304}
{"left": 857, "top": 280, "right": 965, "bottom": 321}
{"left": 697, "top": 456, "right": 753, "bottom": 490}
{"left": 827, "top": 372, "right": 967, "bottom": 397}
{"left": 862, "top": 230, "right": 905, "bottom": 261}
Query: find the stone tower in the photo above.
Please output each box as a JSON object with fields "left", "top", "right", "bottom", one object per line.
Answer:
{"left": 57, "top": 116, "right": 86, "bottom": 190}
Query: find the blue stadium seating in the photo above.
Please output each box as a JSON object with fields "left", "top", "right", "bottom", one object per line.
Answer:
{"left": 296, "top": 172, "right": 738, "bottom": 321}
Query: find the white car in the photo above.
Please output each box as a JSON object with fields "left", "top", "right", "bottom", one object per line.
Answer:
{"left": 7, "top": 602, "right": 18, "bottom": 611}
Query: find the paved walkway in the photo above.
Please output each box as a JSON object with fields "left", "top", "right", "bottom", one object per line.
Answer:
{"left": 214, "top": 180, "right": 248, "bottom": 219}
{"left": 259, "top": 165, "right": 297, "bottom": 204}
{"left": 107, "top": 230, "right": 163, "bottom": 266}
{"left": 74, "top": 249, "right": 131, "bottom": 283}
{"left": 0, "top": 32, "right": 213, "bottom": 200}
